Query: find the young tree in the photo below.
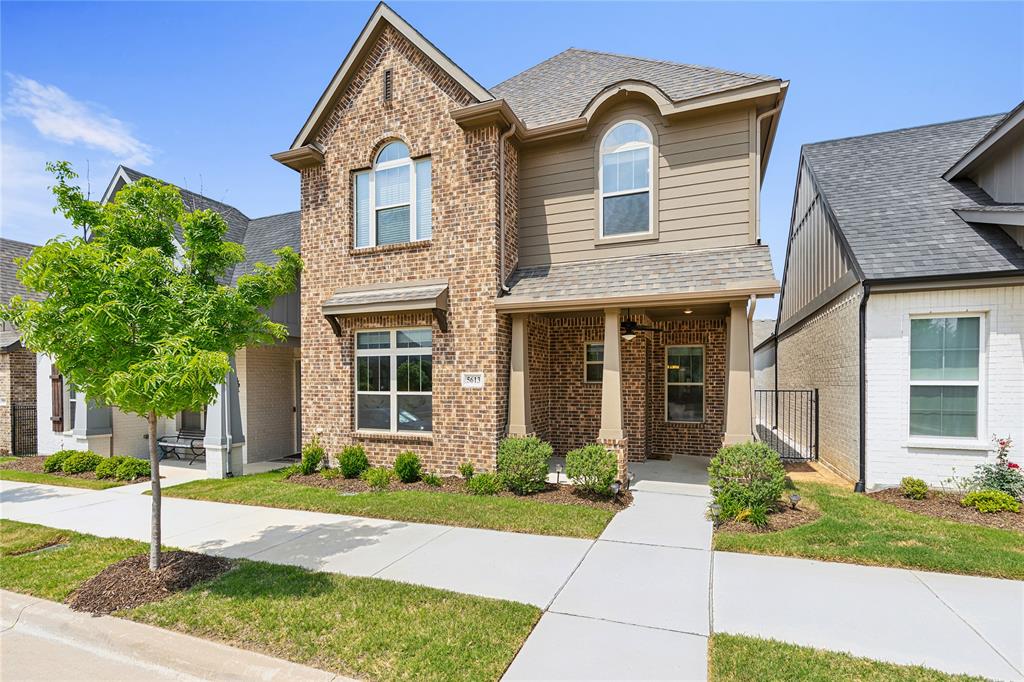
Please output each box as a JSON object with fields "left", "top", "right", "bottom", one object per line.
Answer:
{"left": 3, "top": 163, "right": 302, "bottom": 570}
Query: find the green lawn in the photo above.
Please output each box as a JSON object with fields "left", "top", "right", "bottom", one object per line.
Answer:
{"left": 709, "top": 634, "right": 985, "bottom": 682}
{"left": 163, "top": 470, "right": 614, "bottom": 538}
{"left": 713, "top": 482, "right": 1024, "bottom": 579}
{"left": 0, "top": 468, "right": 124, "bottom": 489}
{"left": 0, "top": 519, "right": 539, "bottom": 681}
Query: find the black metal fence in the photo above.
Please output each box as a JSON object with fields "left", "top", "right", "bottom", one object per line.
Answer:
{"left": 754, "top": 389, "right": 818, "bottom": 461}
{"left": 11, "top": 403, "right": 37, "bottom": 456}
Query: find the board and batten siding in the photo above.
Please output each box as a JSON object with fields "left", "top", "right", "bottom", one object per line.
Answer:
{"left": 971, "top": 132, "right": 1024, "bottom": 203}
{"left": 516, "top": 98, "right": 757, "bottom": 267}
{"left": 777, "top": 159, "right": 857, "bottom": 333}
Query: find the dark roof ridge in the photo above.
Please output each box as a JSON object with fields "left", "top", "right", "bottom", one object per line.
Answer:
{"left": 119, "top": 165, "right": 251, "bottom": 221}
{"left": 560, "top": 47, "right": 776, "bottom": 83}
{"left": 250, "top": 209, "right": 302, "bottom": 221}
{"left": 802, "top": 112, "right": 1007, "bottom": 150}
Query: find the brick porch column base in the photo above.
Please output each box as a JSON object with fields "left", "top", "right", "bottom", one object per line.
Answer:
{"left": 598, "top": 437, "right": 630, "bottom": 487}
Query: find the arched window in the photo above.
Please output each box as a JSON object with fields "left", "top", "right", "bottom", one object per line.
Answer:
{"left": 599, "top": 120, "right": 653, "bottom": 238}
{"left": 354, "top": 141, "right": 432, "bottom": 247}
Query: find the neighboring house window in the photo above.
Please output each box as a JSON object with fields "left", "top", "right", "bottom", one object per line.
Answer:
{"left": 354, "top": 141, "right": 432, "bottom": 248}
{"left": 910, "top": 316, "right": 981, "bottom": 439}
{"left": 666, "top": 346, "right": 704, "bottom": 422}
{"left": 599, "top": 120, "right": 653, "bottom": 238}
{"left": 584, "top": 343, "right": 604, "bottom": 383}
{"left": 355, "top": 328, "right": 432, "bottom": 433}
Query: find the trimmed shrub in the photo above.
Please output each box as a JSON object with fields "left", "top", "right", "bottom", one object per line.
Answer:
{"left": 393, "top": 451, "right": 422, "bottom": 484}
{"left": 961, "top": 490, "right": 1021, "bottom": 514}
{"left": 899, "top": 476, "right": 929, "bottom": 500}
{"left": 458, "top": 461, "right": 475, "bottom": 480}
{"left": 61, "top": 451, "right": 103, "bottom": 474}
{"left": 95, "top": 456, "right": 128, "bottom": 479}
{"left": 707, "top": 442, "right": 786, "bottom": 520}
{"left": 361, "top": 467, "right": 394, "bottom": 491}
{"left": 496, "top": 436, "right": 551, "bottom": 495}
{"left": 299, "top": 436, "right": 325, "bottom": 475}
{"left": 422, "top": 472, "right": 442, "bottom": 487}
{"left": 320, "top": 468, "right": 341, "bottom": 480}
{"left": 43, "top": 450, "right": 77, "bottom": 473}
{"left": 565, "top": 444, "right": 617, "bottom": 496}
{"left": 337, "top": 445, "right": 370, "bottom": 479}
{"left": 115, "top": 458, "right": 150, "bottom": 481}
{"left": 467, "top": 472, "right": 501, "bottom": 496}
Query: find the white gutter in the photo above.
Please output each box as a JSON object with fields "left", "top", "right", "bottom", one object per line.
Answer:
{"left": 754, "top": 105, "right": 781, "bottom": 243}
{"left": 498, "top": 124, "right": 517, "bottom": 294}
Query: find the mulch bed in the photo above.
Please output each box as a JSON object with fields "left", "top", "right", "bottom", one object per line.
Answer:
{"left": 0, "top": 455, "right": 110, "bottom": 484}
{"left": 871, "top": 488, "right": 1024, "bottom": 533}
{"left": 717, "top": 501, "right": 822, "bottom": 534}
{"left": 66, "top": 551, "right": 233, "bottom": 614}
{"left": 286, "top": 472, "right": 633, "bottom": 512}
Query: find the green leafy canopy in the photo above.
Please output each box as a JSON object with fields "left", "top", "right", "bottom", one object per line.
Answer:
{"left": 1, "top": 162, "right": 303, "bottom": 420}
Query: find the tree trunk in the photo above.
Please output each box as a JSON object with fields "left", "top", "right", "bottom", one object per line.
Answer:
{"left": 148, "top": 410, "right": 161, "bottom": 571}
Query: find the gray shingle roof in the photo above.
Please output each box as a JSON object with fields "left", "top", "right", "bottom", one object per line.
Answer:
{"left": 1, "top": 238, "right": 44, "bottom": 305}
{"left": 491, "top": 48, "right": 778, "bottom": 128}
{"left": 752, "top": 319, "right": 776, "bottom": 349}
{"left": 803, "top": 115, "right": 1024, "bottom": 281}
{"left": 501, "top": 245, "right": 777, "bottom": 306}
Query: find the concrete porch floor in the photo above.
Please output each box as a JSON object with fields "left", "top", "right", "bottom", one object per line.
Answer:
{"left": 157, "top": 456, "right": 295, "bottom": 481}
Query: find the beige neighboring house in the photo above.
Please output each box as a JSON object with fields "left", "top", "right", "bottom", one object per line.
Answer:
{"left": 34, "top": 167, "right": 302, "bottom": 476}
{"left": 763, "top": 103, "right": 1024, "bottom": 489}
{"left": 1, "top": 238, "right": 43, "bottom": 455}
{"left": 273, "top": 2, "right": 786, "bottom": 478}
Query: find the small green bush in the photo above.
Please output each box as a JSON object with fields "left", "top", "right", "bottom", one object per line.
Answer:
{"left": 320, "top": 467, "right": 341, "bottom": 480}
{"left": 496, "top": 436, "right": 552, "bottom": 495}
{"left": 467, "top": 472, "right": 501, "bottom": 496}
{"left": 708, "top": 442, "right": 786, "bottom": 520}
{"left": 61, "top": 451, "right": 103, "bottom": 474}
{"left": 361, "top": 466, "right": 394, "bottom": 491}
{"left": 899, "top": 476, "right": 929, "bottom": 500}
{"left": 95, "top": 456, "right": 129, "bottom": 479}
{"left": 393, "top": 451, "right": 422, "bottom": 483}
{"left": 337, "top": 445, "right": 370, "bottom": 479}
{"left": 43, "top": 450, "right": 77, "bottom": 473}
{"left": 565, "top": 444, "right": 617, "bottom": 496}
{"left": 115, "top": 458, "right": 151, "bottom": 481}
{"left": 458, "top": 461, "right": 475, "bottom": 480}
{"left": 299, "top": 436, "right": 325, "bottom": 475}
{"left": 422, "top": 472, "right": 442, "bottom": 487}
{"left": 961, "top": 490, "right": 1021, "bottom": 514}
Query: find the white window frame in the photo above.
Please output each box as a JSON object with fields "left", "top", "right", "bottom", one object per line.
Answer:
{"left": 354, "top": 327, "right": 432, "bottom": 434}
{"left": 906, "top": 311, "right": 986, "bottom": 446}
{"left": 583, "top": 342, "right": 604, "bottom": 384}
{"left": 598, "top": 119, "right": 655, "bottom": 240}
{"left": 354, "top": 141, "right": 430, "bottom": 248}
{"left": 665, "top": 344, "right": 704, "bottom": 424}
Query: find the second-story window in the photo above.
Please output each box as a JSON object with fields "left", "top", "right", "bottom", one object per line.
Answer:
{"left": 599, "top": 120, "right": 653, "bottom": 238}
{"left": 354, "top": 141, "right": 432, "bottom": 248}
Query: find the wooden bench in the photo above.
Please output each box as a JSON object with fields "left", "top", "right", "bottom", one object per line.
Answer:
{"left": 157, "top": 429, "right": 206, "bottom": 465}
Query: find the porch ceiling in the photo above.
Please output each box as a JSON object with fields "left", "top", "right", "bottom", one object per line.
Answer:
{"left": 497, "top": 246, "right": 779, "bottom": 312}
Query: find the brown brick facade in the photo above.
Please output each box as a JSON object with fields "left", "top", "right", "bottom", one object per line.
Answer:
{"left": 298, "top": 27, "right": 516, "bottom": 474}
{"left": 0, "top": 347, "right": 37, "bottom": 455}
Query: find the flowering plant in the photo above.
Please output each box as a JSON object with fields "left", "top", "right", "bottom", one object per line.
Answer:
{"left": 964, "top": 435, "right": 1024, "bottom": 501}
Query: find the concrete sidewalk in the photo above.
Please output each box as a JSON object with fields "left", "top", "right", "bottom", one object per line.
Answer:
{"left": 0, "top": 590, "right": 349, "bottom": 681}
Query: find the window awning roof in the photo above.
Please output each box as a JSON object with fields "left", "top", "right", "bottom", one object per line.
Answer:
{"left": 321, "top": 279, "right": 449, "bottom": 334}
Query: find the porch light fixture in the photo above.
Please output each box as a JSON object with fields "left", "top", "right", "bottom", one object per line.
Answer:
{"left": 622, "top": 332, "right": 636, "bottom": 341}
{"left": 789, "top": 493, "right": 801, "bottom": 510}
{"left": 555, "top": 463, "right": 563, "bottom": 485}
{"left": 683, "top": 308, "right": 693, "bottom": 315}
{"left": 709, "top": 502, "right": 722, "bottom": 527}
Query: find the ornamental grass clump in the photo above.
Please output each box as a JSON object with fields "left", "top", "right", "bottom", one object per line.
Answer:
{"left": 565, "top": 444, "right": 617, "bottom": 496}
{"left": 467, "top": 472, "right": 501, "bottom": 496}
{"left": 497, "top": 436, "right": 551, "bottom": 495}
{"left": 299, "top": 436, "right": 325, "bottom": 475}
{"left": 708, "top": 442, "right": 786, "bottom": 521}
{"left": 361, "top": 467, "right": 394, "bottom": 491}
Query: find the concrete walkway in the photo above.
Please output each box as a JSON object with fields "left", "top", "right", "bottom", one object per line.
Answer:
{"left": 0, "top": 589, "right": 350, "bottom": 681}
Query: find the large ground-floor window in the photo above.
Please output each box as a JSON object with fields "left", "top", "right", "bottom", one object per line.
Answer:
{"left": 355, "top": 328, "right": 432, "bottom": 433}
{"left": 909, "top": 315, "right": 981, "bottom": 439}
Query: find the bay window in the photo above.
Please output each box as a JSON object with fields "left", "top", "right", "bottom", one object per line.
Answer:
{"left": 354, "top": 141, "right": 432, "bottom": 248}
{"left": 909, "top": 315, "right": 981, "bottom": 439}
{"left": 356, "top": 328, "right": 432, "bottom": 433}
{"left": 666, "top": 346, "right": 704, "bottom": 423}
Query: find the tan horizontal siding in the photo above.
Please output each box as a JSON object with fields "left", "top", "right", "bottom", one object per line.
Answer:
{"left": 516, "top": 97, "right": 757, "bottom": 267}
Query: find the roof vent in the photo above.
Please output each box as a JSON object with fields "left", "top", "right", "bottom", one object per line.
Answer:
{"left": 383, "top": 69, "right": 393, "bottom": 103}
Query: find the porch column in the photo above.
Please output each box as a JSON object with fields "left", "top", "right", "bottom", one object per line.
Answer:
{"left": 69, "top": 389, "right": 112, "bottom": 455}
{"left": 507, "top": 314, "right": 532, "bottom": 436}
{"left": 204, "top": 356, "right": 245, "bottom": 479}
{"left": 598, "top": 308, "right": 624, "bottom": 441}
{"left": 724, "top": 299, "right": 754, "bottom": 445}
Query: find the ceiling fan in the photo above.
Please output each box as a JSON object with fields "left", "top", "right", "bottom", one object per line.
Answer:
{"left": 620, "top": 318, "right": 662, "bottom": 341}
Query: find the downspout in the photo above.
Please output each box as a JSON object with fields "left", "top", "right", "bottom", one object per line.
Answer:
{"left": 746, "top": 294, "right": 757, "bottom": 438}
{"left": 498, "top": 123, "right": 517, "bottom": 294}
{"left": 855, "top": 283, "right": 871, "bottom": 492}
{"left": 754, "top": 105, "right": 781, "bottom": 243}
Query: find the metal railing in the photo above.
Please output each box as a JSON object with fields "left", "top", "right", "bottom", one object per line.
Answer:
{"left": 754, "top": 389, "right": 818, "bottom": 461}
{"left": 11, "top": 403, "right": 37, "bottom": 455}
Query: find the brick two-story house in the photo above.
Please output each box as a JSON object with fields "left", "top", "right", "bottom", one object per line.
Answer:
{"left": 274, "top": 3, "right": 786, "bottom": 478}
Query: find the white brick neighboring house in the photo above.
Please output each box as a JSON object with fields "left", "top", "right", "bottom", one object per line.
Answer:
{"left": 765, "top": 102, "right": 1024, "bottom": 489}
{"left": 33, "top": 166, "right": 302, "bottom": 477}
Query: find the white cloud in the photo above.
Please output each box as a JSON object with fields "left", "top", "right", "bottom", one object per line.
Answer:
{"left": 1, "top": 138, "right": 73, "bottom": 243}
{"left": 5, "top": 75, "right": 153, "bottom": 166}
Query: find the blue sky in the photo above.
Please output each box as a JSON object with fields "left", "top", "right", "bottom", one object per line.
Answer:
{"left": 2, "top": 1, "right": 1022, "bottom": 318}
